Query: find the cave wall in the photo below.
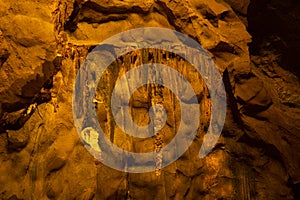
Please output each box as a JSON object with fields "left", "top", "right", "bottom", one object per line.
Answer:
{"left": 0, "top": 0, "right": 299, "bottom": 199}
{"left": 248, "top": 0, "right": 300, "bottom": 77}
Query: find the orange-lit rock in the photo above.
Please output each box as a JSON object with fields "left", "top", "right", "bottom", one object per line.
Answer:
{"left": 0, "top": 0, "right": 299, "bottom": 199}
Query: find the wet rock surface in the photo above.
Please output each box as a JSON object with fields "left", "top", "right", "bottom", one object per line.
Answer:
{"left": 0, "top": 0, "right": 299, "bottom": 199}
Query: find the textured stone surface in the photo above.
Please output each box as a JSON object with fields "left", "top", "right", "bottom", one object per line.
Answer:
{"left": 0, "top": 0, "right": 299, "bottom": 199}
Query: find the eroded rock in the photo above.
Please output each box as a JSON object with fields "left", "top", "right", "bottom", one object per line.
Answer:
{"left": 0, "top": 0, "right": 299, "bottom": 199}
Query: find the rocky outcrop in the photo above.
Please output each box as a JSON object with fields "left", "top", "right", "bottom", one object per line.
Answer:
{"left": 0, "top": 0, "right": 299, "bottom": 199}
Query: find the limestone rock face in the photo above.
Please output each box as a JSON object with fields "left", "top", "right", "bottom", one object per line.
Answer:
{"left": 0, "top": 0, "right": 299, "bottom": 199}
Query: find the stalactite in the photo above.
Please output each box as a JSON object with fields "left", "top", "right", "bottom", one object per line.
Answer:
{"left": 52, "top": 0, "right": 90, "bottom": 115}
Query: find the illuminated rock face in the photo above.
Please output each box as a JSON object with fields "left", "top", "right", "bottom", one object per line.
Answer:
{"left": 0, "top": 0, "right": 299, "bottom": 199}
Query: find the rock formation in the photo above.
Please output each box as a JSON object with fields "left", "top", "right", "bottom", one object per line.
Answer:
{"left": 0, "top": 0, "right": 299, "bottom": 199}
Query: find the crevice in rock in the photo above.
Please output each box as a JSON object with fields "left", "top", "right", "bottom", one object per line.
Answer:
{"left": 223, "top": 68, "right": 244, "bottom": 128}
{"left": 153, "top": 1, "right": 181, "bottom": 31}
{"left": 64, "top": 0, "right": 82, "bottom": 32}
{"left": 291, "top": 182, "right": 300, "bottom": 199}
